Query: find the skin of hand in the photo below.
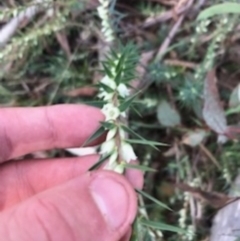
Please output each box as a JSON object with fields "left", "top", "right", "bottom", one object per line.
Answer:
{"left": 0, "top": 104, "right": 143, "bottom": 241}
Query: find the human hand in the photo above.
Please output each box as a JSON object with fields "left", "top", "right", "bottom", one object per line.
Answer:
{"left": 0, "top": 104, "right": 143, "bottom": 241}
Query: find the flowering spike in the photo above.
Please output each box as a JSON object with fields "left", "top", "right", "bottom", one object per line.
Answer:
{"left": 97, "top": 46, "right": 138, "bottom": 173}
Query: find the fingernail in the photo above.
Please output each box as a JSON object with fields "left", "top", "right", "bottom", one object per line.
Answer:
{"left": 90, "top": 175, "right": 129, "bottom": 230}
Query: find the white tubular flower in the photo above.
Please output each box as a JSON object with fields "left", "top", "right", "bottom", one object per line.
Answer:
{"left": 119, "top": 127, "right": 126, "bottom": 139}
{"left": 113, "top": 164, "right": 124, "bottom": 174}
{"left": 120, "top": 111, "right": 127, "bottom": 118}
{"left": 98, "top": 0, "right": 110, "bottom": 7}
{"left": 100, "top": 139, "right": 115, "bottom": 155}
{"left": 108, "top": 150, "right": 118, "bottom": 166}
{"left": 106, "top": 127, "right": 117, "bottom": 141}
{"left": 102, "top": 103, "right": 120, "bottom": 121}
{"left": 98, "top": 91, "right": 114, "bottom": 101}
{"left": 120, "top": 141, "right": 137, "bottom": 163}
{"left": 100, "top": 76, "right": 116, "bottom": 89}
{"left": 117, "top": 83, "right": 129, "bottom": 97}
{"left": 97, "top": 6, "right": 107, "bottom": 18}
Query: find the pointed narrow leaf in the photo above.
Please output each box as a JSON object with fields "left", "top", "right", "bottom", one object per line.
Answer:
{"left": 114, "top": 68, "right": 123, "bottom": 85}
{"left": 102, "top": 62, "right": 113, "bottom": 78}
{"left": 130, "top": 219, "right": 140, "bottom": 241}
{"left": 121, "top": 125, "right": 158, "bottom": 150}
{"left": 115, "top": 51, "right": 126, "bottom": 74}
{"left": 119, "top": 91, "right": 140, "bottom": 112}
{"left": 140, "top": 220, "right": 185, "bottom": 233}
{"left": 136, "top": 189, "right": 172, "bottom": 211}
{"left": 88, "top": 153, "right": 110, "bottom": 171}
{"left": 98, "top": 82, "right": 114, "bottom": 93}
{"left": 123, "top": 163, "right": 157, "bottom": 172}
{"left": 121, "top": 124, "right": 145, "bottom": 140}
{"left": 132, "top": 106, "right": 142, "bottom": 118}
{"left": 126, "top": 139, "right": 167, "bottom": 146}
{"left": 100, "top": 121, "right": 116, "bottom": 129}
{"left": 110, "top": 49, "right": 118, "bottom": 60}
{"left": 82, "top": 125, "right": 105, "bottom": 147}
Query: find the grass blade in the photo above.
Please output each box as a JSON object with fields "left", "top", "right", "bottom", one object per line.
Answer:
{"left": 123, "top": 163, "right": 157, "bottom": 172}
{"left": 136, "top": 189, "right": 172, "bottom": 211}
{"left": 140, "top": 220, "right": 186, "bottom": 234}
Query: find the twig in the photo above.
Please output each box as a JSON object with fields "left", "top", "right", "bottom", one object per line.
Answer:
{"left": 155, "top": 14, "right": 185, "bottom": 61}
{"left": 143, "top": 8, "right": 184, "bottom": 28}
{"left": 155, "top": 0, "right": 194, "bottom": 61}
{"left": 142, "top": 0, "right": 193, "bottom": 28}
{"left": 199, "top": 143, "right": 221, "bottom": 169}
{"left": 164, "top": 59, "right": 198, "bottom": 69}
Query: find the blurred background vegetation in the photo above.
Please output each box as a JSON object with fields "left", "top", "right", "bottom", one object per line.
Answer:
{"left": 1, "top": 0, "right": 240, "bottom": 240}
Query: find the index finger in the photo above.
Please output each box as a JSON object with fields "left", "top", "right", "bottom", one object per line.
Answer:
{"left": 0, "top": 104, "right": 104, "bottom": 162}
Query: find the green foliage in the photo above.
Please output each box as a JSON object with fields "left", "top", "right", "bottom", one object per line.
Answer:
{"left": 102, "top": 43, "right": 139, "bottom": 84}
{"left": 178, "top": 78, "right": 202, "bottom": 107}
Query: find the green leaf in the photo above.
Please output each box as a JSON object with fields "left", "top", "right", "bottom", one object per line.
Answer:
{"left": 226, "top": 105, "right": 240, "bottom": 116}
{"left": 197, "top": 3, "right": 240, "bottom": 21}
{"left": 121, "top": 125, "right": 158, "bottom": 150}
{"left": 119, "top": 91, "right": 140, "bottom": 112}
{"left": 115, "top": 51, "right": 126, "bottom": 74}
{"left": 136, "top": 189, "right": 172, "bottom": 211}
{"left": 130, "top": 217, "right": 152, "bottom": 241}
{"left": 100, "top": 121, "right": 116, "bottom": 129}
{"left": 140, "top": 220, "right": 185, "bottom": 233}
{"left": 123, "top": 163, "right": 157, "bottom": 172}
{"left": 88, "top": 154, "right": 110, "bottom": 171}
{"left": 114, "top": 67, "right": 123, "bottom": 85}
{"left": 98, "top": 82, "right": 114, "bottom": 93}
{"left": 157, "top": 100, "right": 181, "bottom": 127}
{"left": 102, "top": 62, "right": 113, "bottom": 78}
{"left": 110, "top": 49, "right": 118, "bottom": 60}
{"left": 82, "top": 125, "right": 105, "bottom": 147}
{"left": 130, "top": 219, "right": 140, "bottom": 241}
{"left": 125, "top": 139, "right": 167, "bottom": 146}
{"left": 121, "top": 125, "right": 145, "bottom": 140}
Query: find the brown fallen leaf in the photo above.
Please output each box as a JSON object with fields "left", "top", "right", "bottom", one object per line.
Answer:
{"left": 210, "top": 174, "right": 240, "bottom": 241}
{"left": 203, "top": 69, "right": 228, "bottom": 143}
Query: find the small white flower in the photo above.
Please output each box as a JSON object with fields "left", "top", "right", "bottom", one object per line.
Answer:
{"left": 108, "top": 150, "right": 118, "bottom": 165}
{"left": 120, "top": 141, "right": 137, "bottom": 162}
{"left": 106, "top": 127, "right": 117, "bottom": 141}
{"left": 238, "top": 84, "right": 240, "bottom": 102}
{"left": 113, "top": 164, "right": 124, "bottom": 174}
{"left": 104, "top": 152, "right": 118, "bottom": 170}
{"left": 100, "top": 139, "right": 115, "bottom": 154}
{"left": 102, "top": 103, "right": 120, "bottom": 120}
{"left": 100, "top": 76, "right": 116, "bottom": 90}
{"left": 119, "top": 127, "right": 126, "bottom": 139}
{"left": 117, "top": 83, "right": 129, "bottom": 97}
{"left": 98, "top": 90, "right": 114, "bottom": 101}
{"left": 120, "top": 111, "right": 127, "bottom": 118}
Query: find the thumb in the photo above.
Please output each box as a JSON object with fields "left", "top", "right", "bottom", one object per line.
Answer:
{"left": 0, "top": 171, "right": 137, "bottom": 241}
